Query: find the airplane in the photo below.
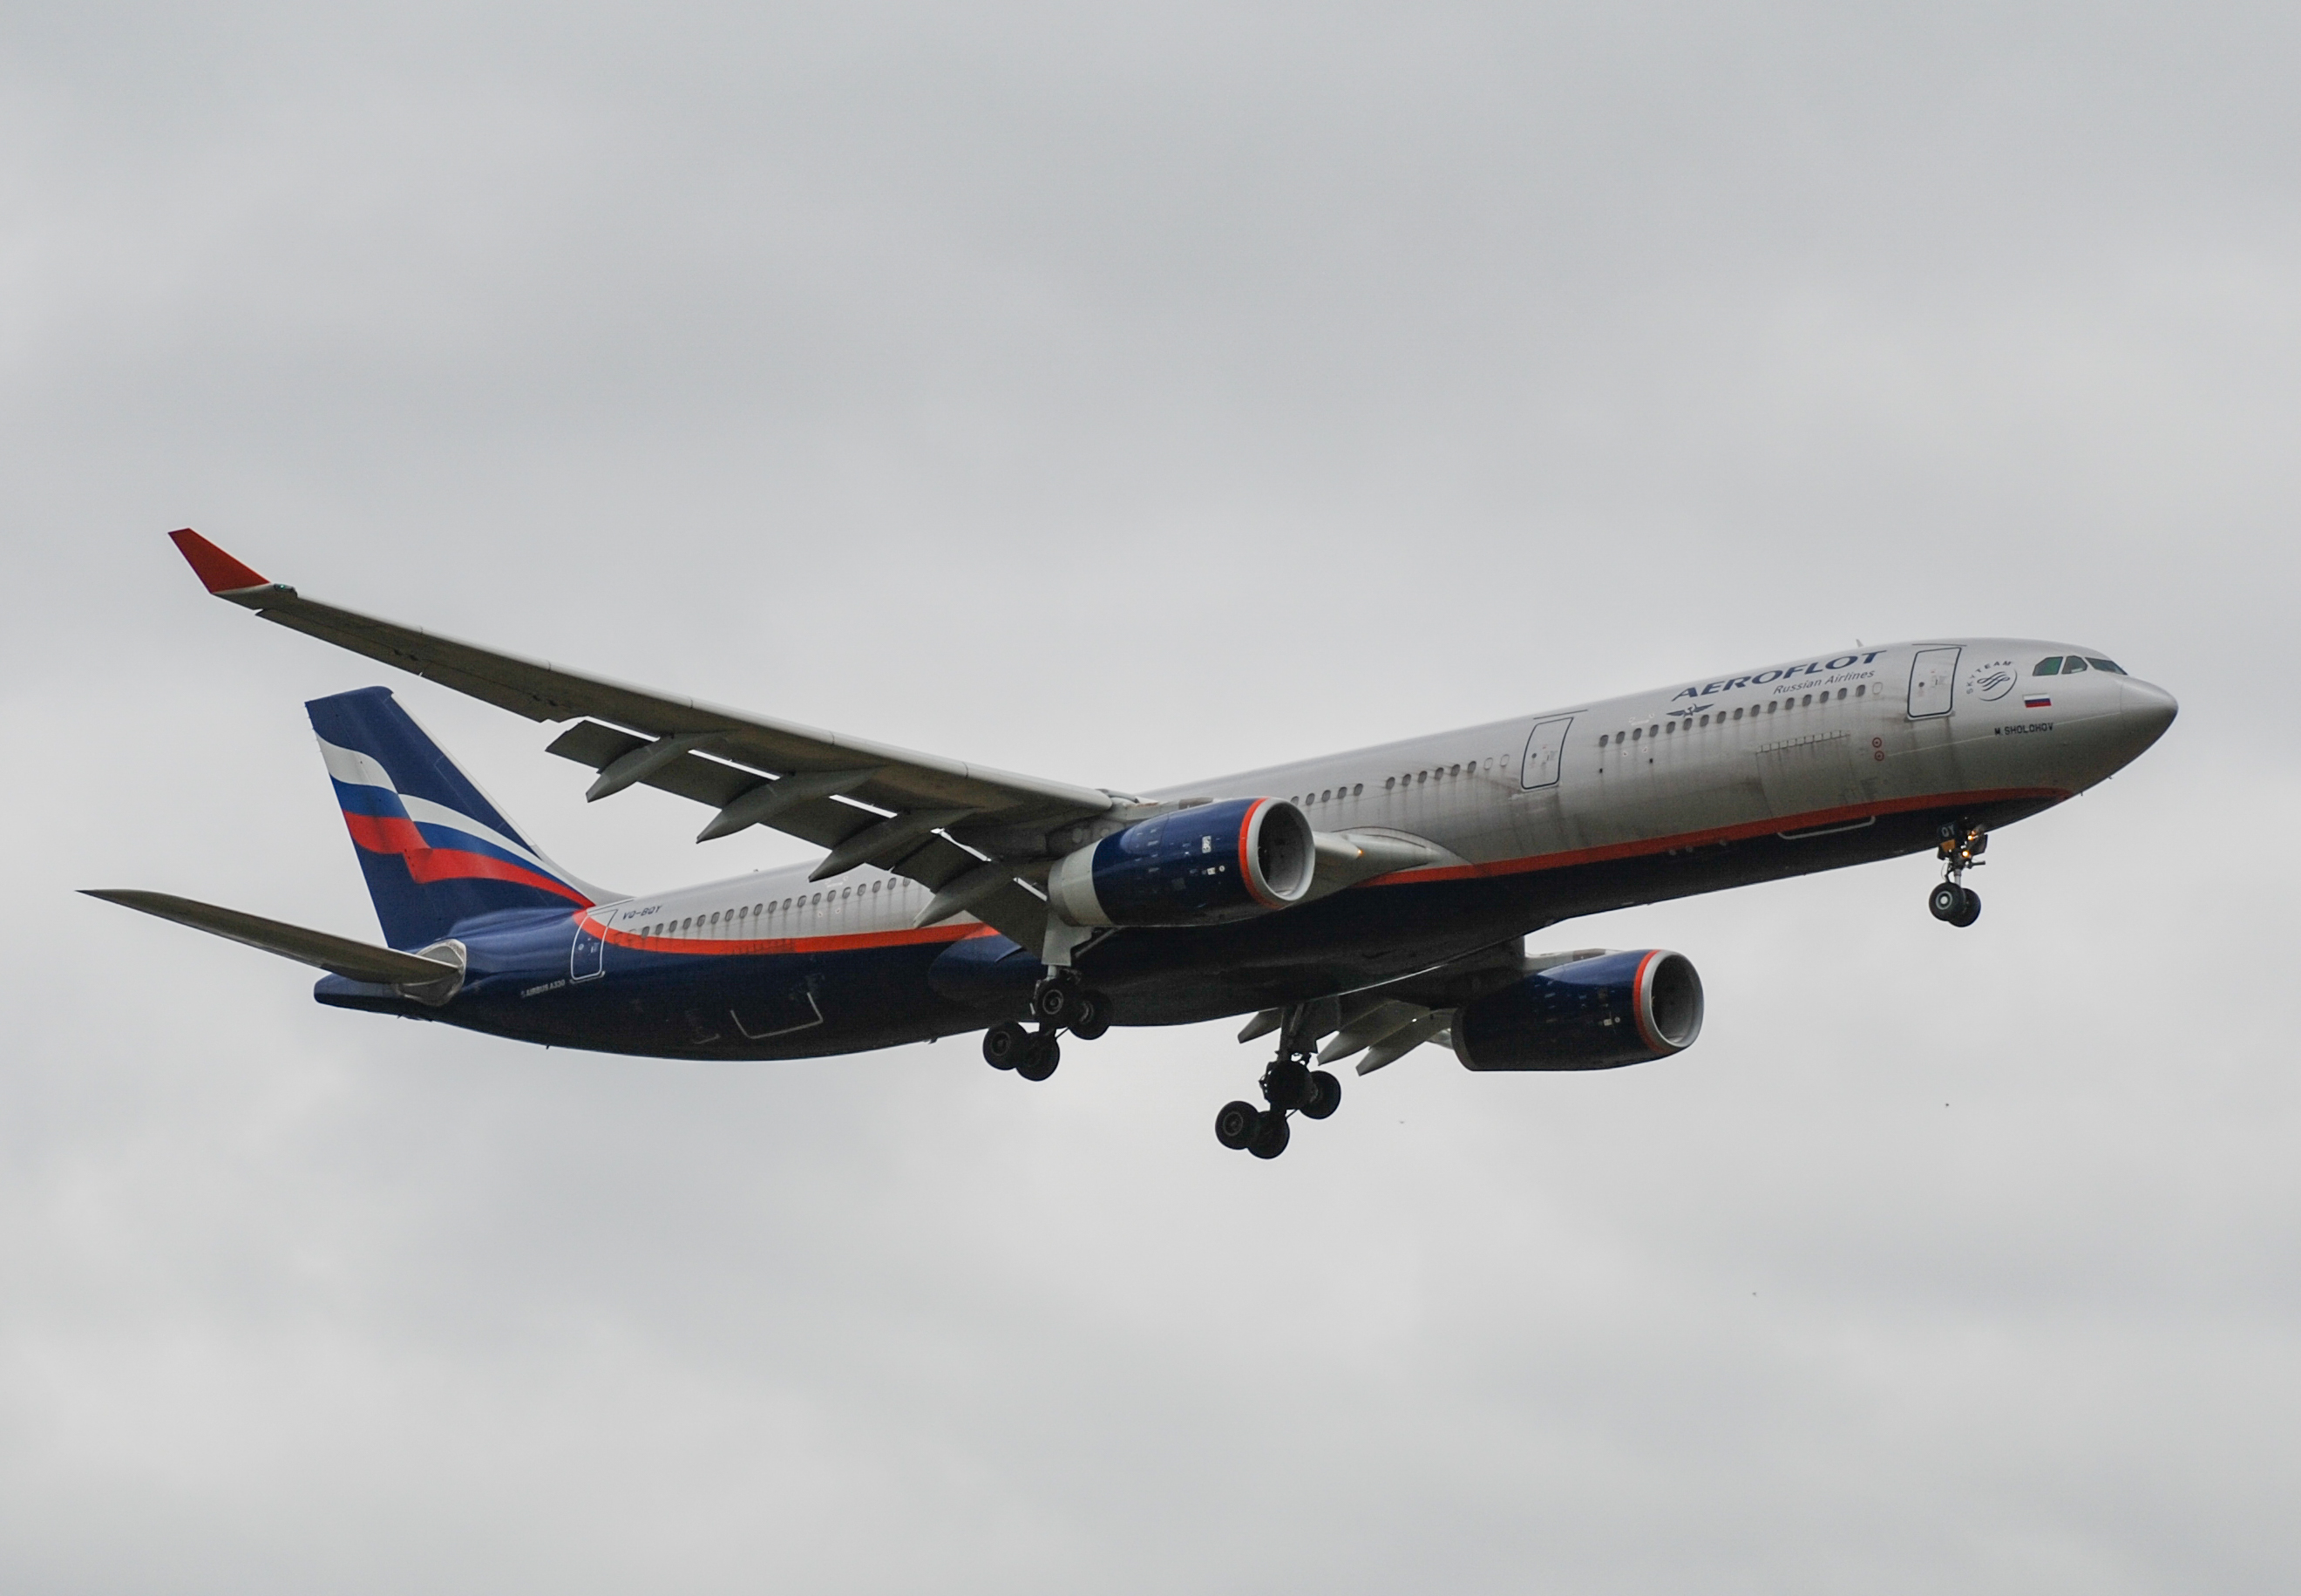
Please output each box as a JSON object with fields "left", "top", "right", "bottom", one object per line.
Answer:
{"left": 87, "top": 530, "right": 2179, "bottom": 1159}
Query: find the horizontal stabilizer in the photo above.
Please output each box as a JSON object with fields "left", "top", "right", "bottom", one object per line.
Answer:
{"left": 82, "top": 889, "right": 465, "bottom": 994}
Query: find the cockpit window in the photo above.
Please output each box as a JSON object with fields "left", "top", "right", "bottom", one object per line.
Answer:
{"left": 2085, "top": 657, "right": 2126, "bottom": 675}
{"left": 2062, "top": 656, "right": 2089, "bottom": 674}
{"left": 2033, "top": 656, "right": 2061, "bottom": 676}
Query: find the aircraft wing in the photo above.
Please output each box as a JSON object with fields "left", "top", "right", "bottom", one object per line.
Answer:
{"left": 167, "top": 530, "right": 1113, "bottom": 949}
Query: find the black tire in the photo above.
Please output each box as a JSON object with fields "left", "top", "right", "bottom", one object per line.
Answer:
{"left": 1015, "top": 1034, "right": 1061, "bottom": 1082}
{"left": 1928, "top": 881, "right": 1964, "bottom": 921}
{"left": 1069, "top": 990, "right": 1112, "bottom": 1041}
{"left": 1301, "top": 1070, "right": 1342, "bottom": 1121}
{"left": 1248, "top": 1111, "right": 1291, "bottom": 1160}
{"left": 1952, "top": 886, "right": 1982, "bottom": 927}
{"left": 981, "top": 1020, "right": 1028, "bottom": 1070}
{"left": 1263, "top": 1057, "right": 1312, "bottom": 1110}
{"left": 1032, "top": 983, "right": 1075, "bottom": 1024}
{"left": 1214, "top": 1099, "right": 1261, "bottom": 1150}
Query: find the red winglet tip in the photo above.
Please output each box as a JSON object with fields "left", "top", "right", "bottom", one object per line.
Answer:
{"left": 168, "top": 528, "right": 269, "bottom": 594}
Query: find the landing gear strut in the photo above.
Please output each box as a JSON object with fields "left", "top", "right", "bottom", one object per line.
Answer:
{"left": 1928, "top": 820, "right": 1986, "bottom": 927}
{"left": 983, "top": 974, "right": 1114, "bottom": 1083}
{"left": 1215, "top": 1006, "right": 1341, "bottom": 1159}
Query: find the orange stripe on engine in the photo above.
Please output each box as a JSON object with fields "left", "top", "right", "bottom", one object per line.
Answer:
{"left": 1630, "top": 949, "right": 1666, "bottom": 1053}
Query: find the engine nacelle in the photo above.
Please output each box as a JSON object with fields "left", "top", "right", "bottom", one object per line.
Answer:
{"left": 1452, "top": 950, "right": 1704, "bottom": 1071}
{"left": 1047, "top": 798, "right": 1314, "bottom": 928}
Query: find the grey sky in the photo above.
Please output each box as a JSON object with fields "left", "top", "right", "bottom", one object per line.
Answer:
{"left": 3, "top": 4, "right": 2297, "bottom": 1592}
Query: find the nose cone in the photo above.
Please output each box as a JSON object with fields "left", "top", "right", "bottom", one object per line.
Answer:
{"left": 2119, "top": 677, "right": 2179, "bottom": 753}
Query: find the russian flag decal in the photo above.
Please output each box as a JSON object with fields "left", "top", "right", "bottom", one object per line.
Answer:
{"left": 2024, "top": 696, "right": 2052, "bottom": 709}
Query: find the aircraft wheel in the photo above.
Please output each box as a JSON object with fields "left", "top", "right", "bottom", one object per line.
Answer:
{"left": 982, "top": 1021, "right": 1028, "bottom": 1070}
{"left": 1951, "top": 887, "right": 1982, "bottom": 927}
{"left": 1214, "top": 1099, "right": 1261, "bottom": 1151}
{"left": 1069, "top": 990, "right": 1112, "bottom": 1041}
{"left": 1015, "top": 1034, "right": 1061, "bottom": 1083}
{"left": 1928, "top": 881, "right": 1964, "bottom": 921}
{"left": 1032, "top": 982, "right": 1076, "bottom": 1025}
{"left": 1300, "top": 1070, "right": 1342, "bottom": 1121}
{"left": 1248, "top": 1111, "right": 1292, "bottom": 1160}
{"left": 1263, "top": 1057, "right": 1313, "bottom": 1110}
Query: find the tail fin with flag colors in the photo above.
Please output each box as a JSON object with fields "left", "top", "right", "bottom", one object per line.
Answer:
{"left": 307, "top": 687, "right": 604, "bottom": 948}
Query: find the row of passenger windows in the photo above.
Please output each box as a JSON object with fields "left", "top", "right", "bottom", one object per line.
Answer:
{"left": 1595, "top": 683, "right": 1869, "bottom": 747}
{"left": 1286, "top": 764, "right": 1484, "bottom": 802}
{"left": 1385, "top": 762, "right": 1483, "bottom": 790}
{"left": 641, "top": 876, "right": 912, "bottom": 939}
{"left": 2035, "top": 655, "right": 2123, "bottom": 676}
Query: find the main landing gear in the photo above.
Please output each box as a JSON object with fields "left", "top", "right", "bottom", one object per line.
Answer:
{"left": 1927, "top": 820, "right": 1987, "bottom": 928}
{"left": 1214, "top": 1008, "right": 1342, "bottom": 1161}
{"left": 982, "top": 973, "right": 1113, "bottom": 1083}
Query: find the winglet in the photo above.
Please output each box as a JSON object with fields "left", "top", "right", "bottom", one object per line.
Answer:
{"left": 167, "top": 528, "right": 270, "bottom": 594}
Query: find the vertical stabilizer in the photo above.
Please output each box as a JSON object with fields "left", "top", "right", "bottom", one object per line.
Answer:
{"left": 306, "top": 687, "right": 602, "bottom": 948}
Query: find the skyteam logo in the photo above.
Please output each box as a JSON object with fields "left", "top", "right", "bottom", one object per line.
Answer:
{"left": 1965, "top": 660, "right": 2019, "bottom": 703}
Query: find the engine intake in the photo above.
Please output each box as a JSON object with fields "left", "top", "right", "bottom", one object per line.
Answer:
{"left": 1048, "top": 798, "right": 1314, "bottom": 927}
{"left": 1452, "top": 950, "right": 1704, "bottom": 1071}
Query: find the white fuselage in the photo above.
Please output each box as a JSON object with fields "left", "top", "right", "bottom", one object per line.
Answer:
{"left": 582, "top": 637, "right": 2176, "bottom": 952}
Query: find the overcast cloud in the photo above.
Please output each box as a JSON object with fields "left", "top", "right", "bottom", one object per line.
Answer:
{"left": 3, "top": 3, "right": 2298, "bottom": 1592}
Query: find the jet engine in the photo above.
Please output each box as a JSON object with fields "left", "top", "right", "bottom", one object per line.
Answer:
{"left": 1451, "top": 950, "right": 1704, "bottom": 1070}
{"left": 1047, "top": 798, "right": 1314, "bottom": 927}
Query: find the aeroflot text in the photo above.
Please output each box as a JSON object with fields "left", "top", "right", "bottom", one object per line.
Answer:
{"left": 1672, "top": 652, "right": 1888, "bottom": 702}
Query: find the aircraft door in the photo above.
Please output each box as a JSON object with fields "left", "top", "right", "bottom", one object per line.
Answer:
{"left": 570, "top": 912, "right": 607, "bottom": 981}
{"left": 1907, "top": 648, "right": 1960, "bottom": 719}
{"left": 1520, "top": 716, "right": 1574, "bottom": 790}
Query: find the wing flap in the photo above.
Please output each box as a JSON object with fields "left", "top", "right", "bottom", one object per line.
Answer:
{"left": 542, "top": 722, "right": 1052, "bottom": 948}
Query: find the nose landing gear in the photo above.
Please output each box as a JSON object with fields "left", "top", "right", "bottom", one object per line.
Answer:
{"left": 1215, "top": 1006, "right": 1342, "bottom": 1159}
{"left": 1928, "top": 821, "right": 1986, "bottom": 927}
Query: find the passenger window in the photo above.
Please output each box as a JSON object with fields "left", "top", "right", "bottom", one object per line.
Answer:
{"left": 1665, "top": 722, "right": 1675, "bottom": 735}
{"left": 2086, "top": 658, "right": 2125, "bottom": 675}
{"left": 2033, "top": 657, "right": 2062, "bottom": 676}
{"left": 2062, "top": 656, "right": 2088, "bottom": 674}
{"left": 1353, "top": 784, "right": 1363, "bottom": 797}
{"left": 1631, "top": 728, "right": 1641, "bottom": 741}
{"left": 1800, "top": 694, "right": 1811, "bottom": 706}
{"left": 1854, "top": 684, "right": 1864, "bottom": 696}
{"left": 1321, "top": 789, "right": 1331, "bottom": 802}
{"left": 1732, "top": 707, "right": 1743, "bottom": 720}
{"left": 1837, "top": 689, "right": 1848, "bottom": 701}
{"left": 1766, "top": 701, "right": 1777, "bottom": 714}
{"left": 1598, "top": 734, "right": 1609, "bottom": 747}
{"left": 1384, "top": 777, "right": 1395, "bottom": 789}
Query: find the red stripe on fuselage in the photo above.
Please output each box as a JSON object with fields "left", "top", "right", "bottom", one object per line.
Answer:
{"left": 1361, "top": 784, "right": 2071, "bottom": 889}
{"left": 586, "top": 915, "right": 998, "bottom": 959}
{"left": 567, "top": 784, "right": 2072, "bottom": 962}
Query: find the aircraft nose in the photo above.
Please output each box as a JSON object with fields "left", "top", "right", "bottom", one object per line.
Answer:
{"left": 2119, "top": 677, "right": 2178, "bottom": 749}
